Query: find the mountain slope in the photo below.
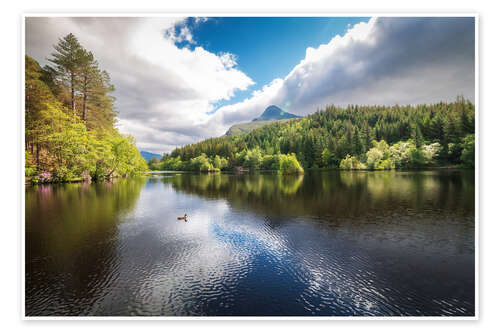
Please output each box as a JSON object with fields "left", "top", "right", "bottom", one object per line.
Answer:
{"left": 252, "top": 105, "right": 300, "bottom": 122}
{"left": 225, "top": 105, "right": 301, "bottom": 136}
{"left": 140, "top": 151, "right": 162, "bottom": 162}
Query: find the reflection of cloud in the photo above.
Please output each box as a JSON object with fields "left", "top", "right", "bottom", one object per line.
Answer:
{"left": 99, "top": 175, "right": 473, "bottom": 315}
{"left": 114, "top": 186, "right": 249, "bottom": 313}
{"left": 110, "top": 181, "right": 299, "bottom": 313}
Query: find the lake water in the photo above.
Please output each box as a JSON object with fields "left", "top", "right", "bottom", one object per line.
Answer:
{"left": 25, "top": 170, "right": 475, "bottom": 316}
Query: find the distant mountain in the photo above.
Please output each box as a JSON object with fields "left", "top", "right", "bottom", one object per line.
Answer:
{"left": 226, "top": 105, "right": 301, "bottom": 136}
{"left": 140, "top": 151, "right": 162, "bottom": 162}
{"left": 252, "top": 105, "right": 301, "bottom": 122}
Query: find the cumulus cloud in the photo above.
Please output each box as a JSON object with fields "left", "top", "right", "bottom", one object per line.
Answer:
{"left": 209, "top": 17, "right": 475, "bottom": 130}
{"left": 25, "top": 17, "right": 475, "bottom": 154}
{"left": 25, "top": 17, "right": 254, "bottom": 153}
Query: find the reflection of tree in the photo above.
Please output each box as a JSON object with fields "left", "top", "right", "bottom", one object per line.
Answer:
{"left": 25, "top": 178, "right": 146, "bottom": 315}
{"left": 162, "top": 170, "right": 475, "bottom": 220}
{"left": 337, "top": 170, "right": 475, "bottom": 214}
{"left": 163, "top": 173, "right": 305, "bottom": 216}
{"left": 279, "top": 174, "right": 304, "bottom": 195}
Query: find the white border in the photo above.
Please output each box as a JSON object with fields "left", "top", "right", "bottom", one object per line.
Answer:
{"left": 20, "top": 13, "right": 479, "bottom": 321}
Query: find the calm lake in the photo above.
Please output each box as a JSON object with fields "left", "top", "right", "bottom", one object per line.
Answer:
{"left": 25, "top": 170, "right": 475, "bottom": 316}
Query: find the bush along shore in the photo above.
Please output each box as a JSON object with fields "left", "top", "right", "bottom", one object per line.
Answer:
{"left": 339, "top": 136, "right": 474, "bottom": 170}
{"left": 147, "top": 152, "right": 304, "bottom": 174}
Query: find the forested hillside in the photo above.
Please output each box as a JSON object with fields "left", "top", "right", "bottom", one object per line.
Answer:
{"left": 151, "top": 98, "right": 475, "bottom": 172}
{"left": 25, "top": 33, "right": 147, "bottom": 183}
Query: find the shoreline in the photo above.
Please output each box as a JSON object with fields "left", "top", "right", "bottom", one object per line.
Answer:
{"left": 145, "top": 166, "right": 473, "bottom": 174}
{"left": 26, "top": 166, "right": 474, "bottom": 185}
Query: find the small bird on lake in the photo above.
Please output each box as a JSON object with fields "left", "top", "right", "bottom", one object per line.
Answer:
{"left": 177, "top": 214, "right": 187, "bottom": 221}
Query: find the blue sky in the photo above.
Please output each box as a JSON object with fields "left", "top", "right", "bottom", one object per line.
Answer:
{"left": 26, "top": 17, "right": 475, "bottom": 153}
{"left": 175, "top": 17, "right": 370, "bottom": 110}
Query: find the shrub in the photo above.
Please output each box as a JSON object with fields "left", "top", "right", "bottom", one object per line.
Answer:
{"left": 213, "top": 155, "right": 229, "bottom": 170}
{"left": 460, "top": 134, "right": 475, "bottom": 167}
{"left": 38, "top": 171, "right": 52, "bottom": 183}
{"left": 243, "top": 148, "right": 263, "bottom": 170}
{"left": 190, "top": 154, "right": 213, "bottom": 172}
{"left": 366, "top": 147, "right": 384, "bottom": 170}
{"left": 262, "top": 154, "right": 281, "bottom": 170}
{"left": 279, "top": 153, "right": 304, "bottom": 174}
{"left": 339, "top": 154, "right": 365, "bottom": 170}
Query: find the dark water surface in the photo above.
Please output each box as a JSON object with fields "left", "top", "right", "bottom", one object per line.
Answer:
{"left": 25, "top": 170, "right": 475, "bottom": 316}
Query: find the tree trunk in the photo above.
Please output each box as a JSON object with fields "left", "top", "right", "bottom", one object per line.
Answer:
{"left": 83, "top": 94, "right": 87, "bottom": 123}
{"left": 82, "top": 75, "right": 88, "bottom": 125}
{"left": 36, "top": 144, "right": 39, "bottom": 170}
{"left": 107, "top": 165, "right": 117, "bottom": 178}
{"left": 71, "top": 72, "right": 75, "bottom": 116}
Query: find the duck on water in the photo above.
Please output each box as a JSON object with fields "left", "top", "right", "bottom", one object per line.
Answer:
{"left": 177, "top": 214, "right": 187, "bottom": 221}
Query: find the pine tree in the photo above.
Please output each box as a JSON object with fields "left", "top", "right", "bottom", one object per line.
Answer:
{"left": 77, "top": 50, "right": 100, "bottom": 125}
{"left": 352, "top": 127, "right": 363, "bottom": 155}
{"left": 25, "top": 56, "right": 56, "bottom": 168}
{"left": 412, "top": 125, "right": 424, "bottom": 148}
{"left": 87, "top": 69, "right": 116, "bottom": 129}
{"left": 321, "top": 148, "right": 332, "bottom": 167}
{"left": 48, "top": 33, "right": 85, "bottom": 115}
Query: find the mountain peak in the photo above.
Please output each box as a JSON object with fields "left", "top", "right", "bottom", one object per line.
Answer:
{"left": 225, "top": 105, "right": 302, "bottom": 136}
{"left": 252, "top": 105, "right": 301, "bottom": 122}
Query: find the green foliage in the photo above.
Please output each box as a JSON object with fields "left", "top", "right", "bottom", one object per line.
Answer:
{"left": 243, "top": 147, "right": 263, "bottom": 170}
{"left": 388, "top": 140, "right": 441, "bottom": 169}
{"left": 321, "top": 148, "right": 334, "bottom": 167}
{"left": 107, "top": 134, "right": 148, "bottom": 177}
{"left": 279, "top": 153, "right": 304, "bottom": 174}
{"left": 190, "top": 153, "right": 215, "bottom": 172}
{"left": 48, "top": 33, "right": 85, "bottom": 113}
{"left": 423, "top": 142, "right": 443, "bottom": 161}
{"left": 25, "top": 35, "right": 147, "bottom": 183}
{"left": 389, "top": 141, "right": 414, "bottom": 168}
{"left": 27, "top": 102, "right": 147, "bottom": 182}
{"left": 212, "top": 155, "right": 225, "bottom": 169}
{"left": 407, "top": 147, "right": 428, "bottom": 168}
{"left": 166, "top": 99, "right": 474, "bottom": 171}
{"left": 147, "top": 157, "right": 161, "bottom": 170}
{"left": 159, "top": 153, "right": 222, "bottom": 172}
{"left": 339, "top": 154, "right": 365, "bottom": 170}
{"left": 461, "top": 134, "right": 475, "bottom": 167}
{"left": 25, "top": 151, "right": 36, "bottom": 177}
{"left": 412, "top": 124, "right": 424, "bottom": 148}
{"left": 365, "top": 140, "right": 393, "bottom": 170}
{"left": 33, "top": 102, "right": 90, "bottom": 180}
{"left": 161, "top": 156, "right": 184, "bottom": 171}
{"left": 262, "top": 154, "right": 281, "bottom": 170}
{"left": 340, "top": 139, "right": 444, "bottom": 170}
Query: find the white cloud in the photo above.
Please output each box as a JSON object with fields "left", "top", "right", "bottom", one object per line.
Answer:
{"left": 26, "top": 17, "right": 475, "bottom": 154}
{"left": 206, "top": 17, "right": 475, "bottom": 135}
{"left": 26, "top": 17, "right": 254, "bottom": 153}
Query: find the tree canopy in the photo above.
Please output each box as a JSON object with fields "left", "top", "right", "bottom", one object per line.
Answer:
{"left": 154, "top": 97, "right": 475, "bottom": 172}
{"left": 25, "top": 33, "right": 147, "bottom": 183}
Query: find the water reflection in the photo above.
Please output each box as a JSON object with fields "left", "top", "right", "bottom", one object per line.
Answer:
{"left": 25, "top": 170, "right": 475, "bottom": 316}
{"left": 162, "top": 170, "right": 474, "bottom": 219}
{"left": 25, "top": 178, "right": 146, "bottom": 315}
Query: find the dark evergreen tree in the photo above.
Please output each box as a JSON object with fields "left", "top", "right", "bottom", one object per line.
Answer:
{"left": 48, "top": 33, "right": 85, "bottom": 115}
